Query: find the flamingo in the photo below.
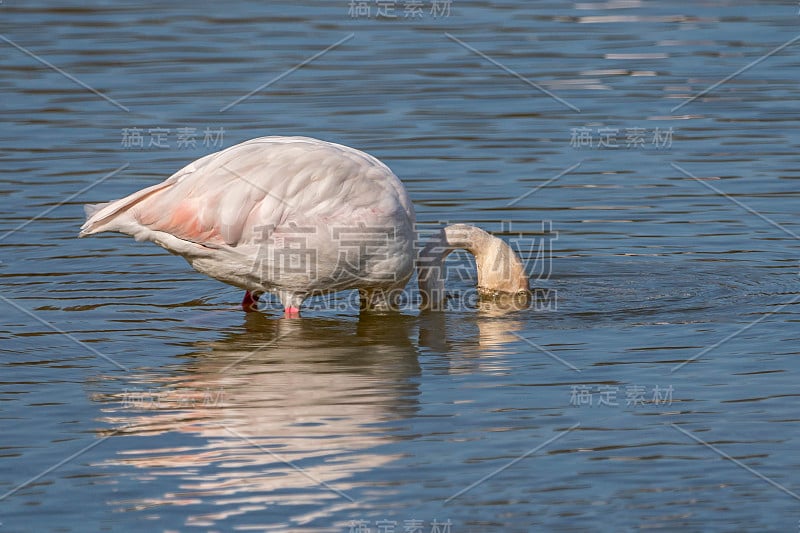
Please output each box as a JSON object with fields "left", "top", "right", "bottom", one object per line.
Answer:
{"left": 79, "top": 136, "right": 529, "bottom": 316}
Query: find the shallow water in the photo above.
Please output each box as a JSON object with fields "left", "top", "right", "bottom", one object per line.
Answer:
{"left": 2, "top": 1, "right": 800, "bottom": 531}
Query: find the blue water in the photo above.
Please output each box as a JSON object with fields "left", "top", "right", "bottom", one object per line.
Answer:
{"left": 1, "top": 1, "right": 799, "bottom": 531}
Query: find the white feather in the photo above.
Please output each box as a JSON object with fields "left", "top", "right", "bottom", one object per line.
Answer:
{"left": 80, "top": 137, "right": 416, "bottom": 309}
{"left": 81, "top": 136, "right": 529, "bottom": 313}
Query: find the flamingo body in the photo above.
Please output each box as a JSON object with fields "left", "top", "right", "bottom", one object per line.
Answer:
{"left": 80, "top": 137, "right": 416, "bottom": 312}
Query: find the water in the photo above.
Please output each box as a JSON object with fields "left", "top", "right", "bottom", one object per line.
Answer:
{"left": 2, "top": 0, "right": 800, "bottom": 531}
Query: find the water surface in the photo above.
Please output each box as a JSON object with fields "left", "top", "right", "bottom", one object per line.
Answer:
{"left": 1, "top": 1, "right": 799, "bottom": 531}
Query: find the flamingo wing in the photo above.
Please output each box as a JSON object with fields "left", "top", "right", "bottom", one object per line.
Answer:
{"left": 80, "top": 136, "right": 414, "bottom": 252}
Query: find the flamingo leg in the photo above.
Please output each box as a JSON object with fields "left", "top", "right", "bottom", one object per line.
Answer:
{"left": 283, "top": 306, "right": 301, "bottom": 318}
{"left": 242, "top": 291, "right": 259, "bottom": 312}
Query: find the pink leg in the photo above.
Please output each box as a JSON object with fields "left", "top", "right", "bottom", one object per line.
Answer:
{"left": 283, "top": 306, "right": 301, "bottom": 318}
{"left": 242, "top": 291, "right": 259, "bottom": 312}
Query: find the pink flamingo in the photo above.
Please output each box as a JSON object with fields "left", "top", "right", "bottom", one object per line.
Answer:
{"left": 80, "top": 137, "right": 529, "bottom": 316}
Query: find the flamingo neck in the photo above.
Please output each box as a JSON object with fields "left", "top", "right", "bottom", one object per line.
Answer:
{"left": 417, "top": 224, "right": 529, "bottom": 311}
